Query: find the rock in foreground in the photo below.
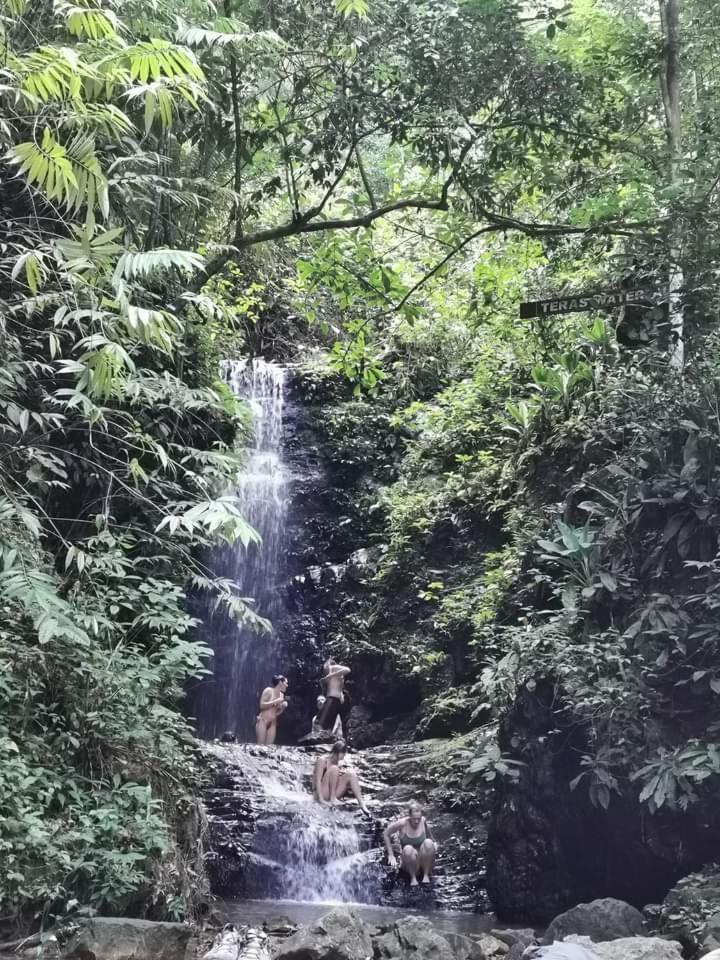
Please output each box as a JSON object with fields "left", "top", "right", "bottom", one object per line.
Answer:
{"left": 561, "top": 936, "right": 682, "bottom": 960}
{"left": 62, "top": 918, "right": 191, "bottom": 960}
{"left": 543, "top": 899, "right": 646, "bottom": 944}
{"left": 272, "top": 909, "right": 373, "bottom": 960}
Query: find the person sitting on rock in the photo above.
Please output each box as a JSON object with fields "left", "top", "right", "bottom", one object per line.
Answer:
{"left": 311, "top": 695, "right": 343, "bottom": 738}
{"left": 383, "top": 800, "right": 436, "bottom": 886}
{"left": 316, "top": 659, "right": 350, "bottom": 734}
{"left": 255, "top": 674, "right": 288, "bottom": 745}
{"left": 313, "top": 739, "right": 370, "bottom": 816}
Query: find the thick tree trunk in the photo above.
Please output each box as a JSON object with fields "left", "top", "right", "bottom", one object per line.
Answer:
{"left": 659, "top": 0, "right": 684, "bottom": 370}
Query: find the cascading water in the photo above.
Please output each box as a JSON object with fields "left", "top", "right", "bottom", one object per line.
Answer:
{"left": 205, "top": 743, "right": 382, "bottom": 904}
{"left": 190, "top": 358, "right": 289, "bottom": 740}
{"left": 194, "top": 364, "right": 381, "bottom": 906}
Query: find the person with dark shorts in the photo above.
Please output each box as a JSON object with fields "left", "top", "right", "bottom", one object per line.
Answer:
{"left": 316, "top": 659, "right": 350, "bottom": 733}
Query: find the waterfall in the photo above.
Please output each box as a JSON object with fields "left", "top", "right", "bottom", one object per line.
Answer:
{"left": 205, "top": 744, "right": 382, "bottom": 904}
{"left": 191, "top": 358, "right": 289, "bottom": 740}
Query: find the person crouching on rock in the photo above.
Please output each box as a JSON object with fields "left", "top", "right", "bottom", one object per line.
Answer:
{"left": 255, "top": 674, "right": 288, "bottom": 745}
{"left": 383, "top": 801, "right": 436, "bottom": 886}
{"left": 313, "top": 740, "right": 370, "bottom": 816}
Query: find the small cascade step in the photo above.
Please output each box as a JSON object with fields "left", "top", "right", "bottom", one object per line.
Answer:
{"left": 202, "top": 741, "right": 490, "bottom": 912}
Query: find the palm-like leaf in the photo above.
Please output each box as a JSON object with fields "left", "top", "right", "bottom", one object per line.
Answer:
{"left": 112, "top": 248, "right": 206, "bottom": 284}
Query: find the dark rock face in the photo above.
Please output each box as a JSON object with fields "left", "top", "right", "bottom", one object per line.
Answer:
{"left": 273, "top": 371, "right": 420, "bottom": 747}
{"left": 202, "top": 739, "right": 490, "bottom": 913}
{"left": 658, "top": 864, "right": 720, "bottom": 954}
{"left": 486, "top": 681, "right": 720, "bottom": 923}
{"left": 542, "top": 900, "right": 646, "bottom": 944}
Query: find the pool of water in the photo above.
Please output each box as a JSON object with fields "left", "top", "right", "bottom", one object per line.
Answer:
{"left": 221, "top": 898, "right": 505, "bottom": 937}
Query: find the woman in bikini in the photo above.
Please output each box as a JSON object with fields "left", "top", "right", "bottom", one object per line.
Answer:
{"left": 255, "top": 674, "right": 288, "bottom": 745}
{"left": 383, "top": 800, "right": 436, "bottom": 886}
{"left": 313, "top": 740, "right": 370, "bottom": 816}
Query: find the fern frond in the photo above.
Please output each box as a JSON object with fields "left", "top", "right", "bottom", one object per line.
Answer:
{"left": 8, "top": 129, "right": 109, "bottom": 217}
{"left": 61, "top": 102, "right": 135, "bottom": 140}
{"left": 123, "top": 39, "right": 204, "bottom": 84}
{"left": 8, "top": 128, "right": 78, "bottom": 205}
{"left": 123, "top": 77, "right": 205, "bottom": 132}
{"left": 15, "top": 46, "right": 82, "bottom": 103}
{"left": 5, "top": 0, "right": 27, "bottom": 15}
{"left": 55, "top": 1, "right": 120, "bottom": 41}
{"left": 10, "top": 251, "right": 47, "bottom": 295}
{"left": 112, "top": 249, "right": 205, "bottom": 284}
{"left": 123, "top": 304, "right": 179, "bottom": 353}
{"left": 156, "top": 496, "right": 261, "bottom": 547}
{"left": 64, "top": 132, "right": 109, "bottom": 217}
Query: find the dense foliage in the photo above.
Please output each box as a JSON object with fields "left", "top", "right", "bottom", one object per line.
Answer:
{"left": 4, "top": 0, "right": 720, "bottom": 924}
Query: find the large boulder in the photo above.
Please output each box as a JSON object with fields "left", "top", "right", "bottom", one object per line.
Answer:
{"left": 271, "top": 909, "right": 373, "bottom": 960}
{"left": 563, "top": 936, "right": 683, "bottom": 960}
{"left": 491, "top": 931, "right": 537, "bottom": 950}
{"left": 543, "top": 900, "right": 646, "bottom": 944}
{"left": 530, "top": 941, "right": 682, "bottom": 960}
{"left": 441, "top": 933, "right": 487, "bottom": 960}
{"left": 373, "top": 916, "right": 458, "bottom": 960}
{"left": 62, "top": 918, "right": 191, "bottom": 960}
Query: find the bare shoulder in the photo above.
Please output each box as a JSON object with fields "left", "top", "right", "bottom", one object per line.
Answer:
{"left": 259, "top": 686, "right": 273, "bottom": 700}
{"left": 385, "top": 816, "right": 406, "bottom": 833}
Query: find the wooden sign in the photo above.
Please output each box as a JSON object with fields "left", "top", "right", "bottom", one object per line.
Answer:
{"left": 519, "top": 287, "right": 663, "bottom": 320}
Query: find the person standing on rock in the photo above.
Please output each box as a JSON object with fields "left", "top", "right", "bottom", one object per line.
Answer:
{"left": 255, "top": 674, "right": 288, "bottom": 745}
{"left": 383, "top": 801, "right": 436, "bottom": 886}
{"left": 313, "top": 740, "right": 370, "bottom": 816}
{"left": 316, "top": 659, "right": 350, "bottom": 734}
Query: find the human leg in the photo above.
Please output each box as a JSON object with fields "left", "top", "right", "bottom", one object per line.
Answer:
{"left": 255, "top": 716, "right": 267, "bottom": 745}
{"left": 327, "top": 765, "right": 342, "bottom": 804}
{"left": 418, "top": 839, "right": 436, "bottom": 881}
{"left": 265, "top": 720, "right": 277, "bottom": 745}
{"left": 401, "top": 844, "right": 419, "bottom": 885}
{"left": 317, "top": 695, "right": 341, "bottom": 732}
{"left": 335, "top": 770, "right": 369, "bottom": 815}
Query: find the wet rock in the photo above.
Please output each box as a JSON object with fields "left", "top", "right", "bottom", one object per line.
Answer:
{"left": 271, "top": 908, "right": 373, "bottom": 960}
{"left": 202, "top": 739, "right": 489, "bottom": 912}
{"left": 490, "top": 930, "right": 537, "bottom": 949}
{"left": 658, "top": 865, "right": 720, "bottom": 953}
{"left": 373, "top": 916, "right": 457, "bottom": 960}
{"left": 543, "top": 900, "right": 646, "bottom": 944}
{"left": 441, "top": 933, "right": 487, "bottom": 960}
{"left": 62, "top": 918, "right": 191, "bottom": 960}
{"left": 561, "top": 936, "right": 683, "bottom": 960}
{"left": 528, "top": 945, "right": 597, "bottom": 960}
{"left": 476, "top": 936, "right": 509, "bottom": 957}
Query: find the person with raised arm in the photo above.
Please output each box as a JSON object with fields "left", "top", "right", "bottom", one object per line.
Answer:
{"left": 316, "top": 659, "right": 351, "bottom": 734}
{"left": 383, "top": 801, "right": 436, "bottom": 886}
{"left": 255, "top": 674, "right": 288, "bottom": 745}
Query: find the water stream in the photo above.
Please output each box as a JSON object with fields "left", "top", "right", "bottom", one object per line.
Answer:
{"left": 205, "top": 743, "right": 381, "bottom": 905}
{"left": 196, "top": 362, "right": 486, "bottom": 920}
{"left": 191, "top": 358, "right": 289, "bottom": 740}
